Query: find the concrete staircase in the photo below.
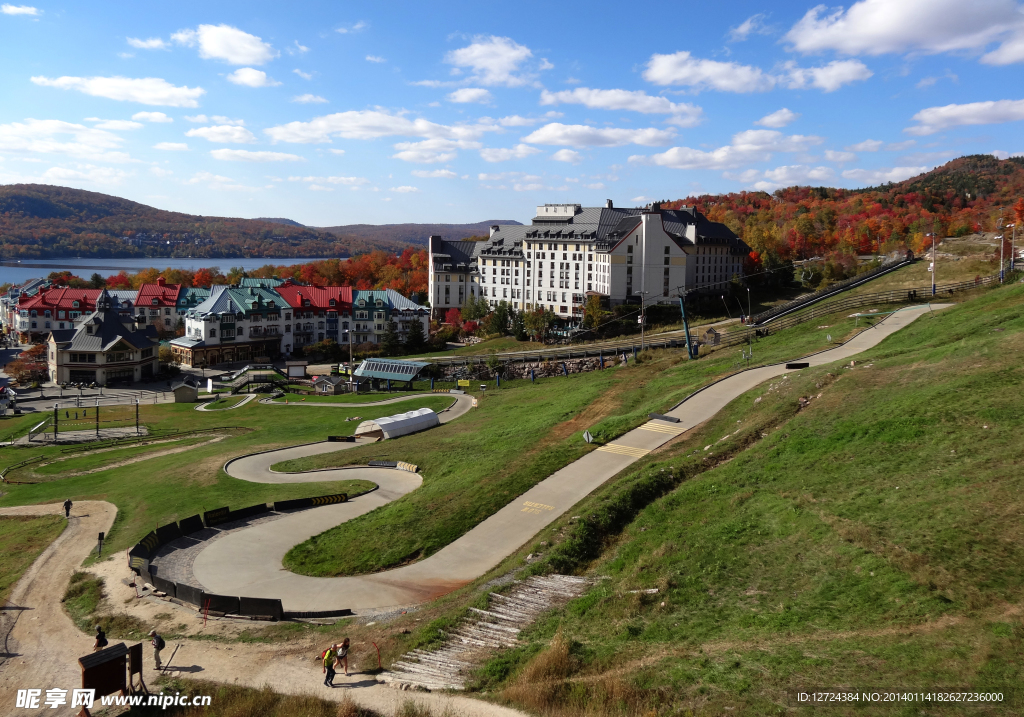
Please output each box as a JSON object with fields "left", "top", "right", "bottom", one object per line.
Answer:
{"left": 379, "top": 574, "right": 593, "bottom": 691}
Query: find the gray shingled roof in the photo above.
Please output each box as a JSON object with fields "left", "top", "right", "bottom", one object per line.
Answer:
{"left": 52, "top": 292, "right": 159, "bottom": 352}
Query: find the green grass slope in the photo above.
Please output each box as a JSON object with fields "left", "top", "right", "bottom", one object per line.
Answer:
{"left": 466, "top": 282, "right": 1024, "bottom": 716}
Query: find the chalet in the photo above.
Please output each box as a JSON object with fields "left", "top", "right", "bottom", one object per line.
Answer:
{"left": 46, "top": 290, "right": 160, "bottom": 385}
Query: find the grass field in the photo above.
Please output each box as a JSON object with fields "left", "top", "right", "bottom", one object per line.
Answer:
{"left": 0, "top": 515, "right": 65, "bottom": 604}
{"left": 452, "top": 281, "right": 1024, "bottom": 716}
{"left": 274, "top": 302, "right": 906, "bottom": 578}
{"left": 0, "top": 396, "right": 449, "bottom": 557}
{"left": 848, "top": 237, "right": 1004, "bottom": 296}
{"left": 271, "top": 392, "right": 431, "bottom": 404}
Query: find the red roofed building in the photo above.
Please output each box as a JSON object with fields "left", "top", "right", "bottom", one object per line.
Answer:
{"left": 135, "top": 276, "right": 185, "bottom": 335}
{"left": 274, "top": 280, "right": 352, "bottom": 353}
{"left": 16, "top": 287, "right": 104, "bottom": 342}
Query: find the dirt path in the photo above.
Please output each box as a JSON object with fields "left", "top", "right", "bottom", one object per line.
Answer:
{"left": 23, "top": 435, "right": 229, "bottom": 480}
{"left": 0, "top": 501, "right": 525, "bottom": 717}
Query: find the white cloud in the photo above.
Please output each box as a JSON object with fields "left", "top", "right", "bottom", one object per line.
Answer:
{"left": 132, "top": 111, "right": 172, "bottom": 123}
{"left": 30, "top": 75, "right": 205, "bottom": 107}
{"left": 41, "top": 164, "right": 131, "bottom": 185}
{"left": 784, "top": 0, "right": 1024, "bottom": 64}
{"left": 288, "top": 175, "right": 369, "bottom": 185}
{"left": 226, "top": 68, "right": 280, "bottom": 87}
{"left": 540, "top": 88, "right": 703, "bottom": 127}
{"left": 906, "top": 98, "right": 1024, "bottom": 135}
{"left": 127, "top": 37, "right": 169, "bottom": 50}
{"left": 153, "top": 142, "right": 188, "bottom": 150}
{"left": 756, "top": 108, "right": 800, "bottom": 128}
{"left": 336, "top": 21, "right": 367, "bottom": 34}
{"left": 366, "top": 55, "right": 386, "bottom": 63}
{"left": 887, "top": 140, "right": 916, "bottom": 151}
{"left": 729, "top": 13, "right": 771, "bottom": 42}
{"left": 782, "top": 59, "right": 873, "bottom": 92}
{"left": 184, "top": 114, "right": 209, "bottom": 123}
{"left": 551, "top": 149, "right": 582, "bottom": 164}
{"left": 480, "top": 144, "right": 541, "bottom": 162}
{"left": 149, "top": 165, "right": 173, "bottom": 177}
{"left": 185, "top": 125, "right": 257, "bottom": 143}
{"left": 0, "top": 119, "right": 130, "bottom": 161}
{"left": 264, "top": 109, "right": 496, "bottom": 144}
{"left": 825, "top": 150, "right": 857, "bottom": 162}
{"left": 842, "top": 166, "right": 929, "bottom": 184}
{"left": 292, "top": 93, "right": 328, "bottom": 104}
{"left": 172, "top": 24, "right": 277, "bottom": 65}
{"left": 412, "top": 169, "right": 457, "bottom": 178}
{"left": 186, "top": 170, "right": 262, "bottom": 191}
{"left": 585, "top": 182, "right": 605, "bottom": 190}
{"left": 390, "top": 185, "right": 420, "bottom": 193}
{"left": 328, "top": 148, "right": 345, "bottom": 155}
{"left": 210, "top": 149, "right": 304, "bottom": 161}
{"left": 444, "top": 36, "right": 533, "bottom": 87}
{"left": 1, "top": 4, "right": 39, "bottom": 15}
{"left": 630, "top": 129, "right": 824, "bottom": 169}
{"left": 91, "top": 119, "right": 143, "bottom": 130}
{"left": 745, "top": 165, "right": 836, "bottom": 191}
{"left": 522, "top": 123, "right": 675, "bottom": 148}
{"left": 212, "top": 116, "right": 244, "bottom": 125}
{"left": 288, "top": 40, "right": 309, "bottom": 55}
{"left": 497, "top": 115, "right": 539, "bottom": 127}
{"left": 643, "top": 51, "right": 775, "bottom": 92}
{"left": 447, "top": 87, "right": 492, "bottom": 103}
{"left": 293, "top": 69, "right": 313, "bottom": 80}
{"left": 391, "top": 138, "right": 480, "bottom": 163}
{"left": 847, "top": 139, "right": 884, "bottom": 152}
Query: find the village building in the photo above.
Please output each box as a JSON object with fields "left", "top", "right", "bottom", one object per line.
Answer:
{"left": 46, "top": 290, "right": 160, "bottom": 385}
{"left": 274, "top": 282, "right": 352, "bottom": 353}
{"left": 428, "top": 200, "right": 749, "bottom": 321}
{"left": 168, "top": 286, "right": 285, "bottom": 368}
{"left": 135, "top": 277, "right": 184, "bottom": 334}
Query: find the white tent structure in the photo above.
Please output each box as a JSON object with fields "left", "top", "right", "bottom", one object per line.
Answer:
{"left": 354, "top": 407, "right": 440, "bottom": 440}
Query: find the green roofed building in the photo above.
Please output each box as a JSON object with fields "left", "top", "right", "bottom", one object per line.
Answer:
{"left": 353, "top": 357, "right": 429, "bottom": 388}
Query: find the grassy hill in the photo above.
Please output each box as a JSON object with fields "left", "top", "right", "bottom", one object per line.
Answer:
{"left": 456, "top": 282, "right": 1024, "bottom": 715}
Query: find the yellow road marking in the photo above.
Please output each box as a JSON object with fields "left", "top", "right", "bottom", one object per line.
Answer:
{"left": 596, "top": 444, "right": 651, "bottom": 458}
{"left": 639, "top": 423, "right": 686, "bottom": 435}
{"left": 521, "top": 501, "right": 555, "bottom": 515}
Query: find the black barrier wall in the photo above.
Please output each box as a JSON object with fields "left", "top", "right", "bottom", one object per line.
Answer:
{"left": 201, "top": 593, "right": 240, "bottom": 614}
{"left": 176, "top": 583, "right": 202, "bottom": 607}
{"left": 178, "top": 514, "right": 204, "bottom": 535}
{"left": 203, "top": 506, "right": 230, "bottom": 527}
{"left": 225, "top": 503, "right": 269, "bottom": 523}
{"left": 151, "top": 575, "right": 176, "bottom": 598}
{"left": 155, "top": 522, "right": 182, "bottom": 544}
{"left": 239, "top": 596, "right": 284, "bottom": 620}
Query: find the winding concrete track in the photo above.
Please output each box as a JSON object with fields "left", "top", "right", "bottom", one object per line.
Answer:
{"left": 192, "top": 305, "right": 948, "bottom": 613}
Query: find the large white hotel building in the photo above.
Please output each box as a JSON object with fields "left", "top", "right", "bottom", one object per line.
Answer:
{"left": 428, "top": 201, "right": 750, "bottom": 320}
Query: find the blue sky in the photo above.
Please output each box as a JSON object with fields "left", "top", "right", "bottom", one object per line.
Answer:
{"left": 2, "top": 0, "right": 1023, "bottom": 226}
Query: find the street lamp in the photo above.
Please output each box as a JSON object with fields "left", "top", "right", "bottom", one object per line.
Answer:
{"left": 746, "top": 287, "right": 752, "bottom": 323}
{"left": 927, "top": 232, "right": 937, "bottom": 296}
{"left": 1010, "top": 223, "right": 1017, "bottom": 272}
{"left": 997, "top": 215, "right": 1005, "bottom": 283}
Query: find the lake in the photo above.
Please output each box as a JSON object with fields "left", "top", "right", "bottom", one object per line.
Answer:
{"left": 0, "top": 257, "right": 328, "bottom": 286}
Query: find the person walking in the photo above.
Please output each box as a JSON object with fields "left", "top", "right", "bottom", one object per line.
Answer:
{"left": 322, "top": 643, "right": 337, "bottom": 687}
{"left": 93, "top": 625, "right": 108, "bottom": 651}
{"left": 63, "top": 498, "right": 72, "bottom": 518}
{"left": 148, "top": 630, "right": 165, "bottom": 670}
{"left": 336, "top": 638, "right": 351, "bottom": 677}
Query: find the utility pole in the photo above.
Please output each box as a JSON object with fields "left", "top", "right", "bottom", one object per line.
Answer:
{"left": 639, "top": 292, "right": 646, "bottom": 351}
{"left": 746, "top": 287, "right": 752, "bottom": 322}
{"left": 998, "top": 215, "right": 1005, "bottom": 283}
{"left": 1011, "top": 223, "right": 1017, "bottom": 272}
{"left": 930, "top": 231, "right": 936, "bottom": 297}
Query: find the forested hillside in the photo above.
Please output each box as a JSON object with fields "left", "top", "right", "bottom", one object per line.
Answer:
{"left": 665, "top": 155, "right": 1024, "bottom": 274}
{"left": 0, "top": 185, "right": 516, "bottom": 260}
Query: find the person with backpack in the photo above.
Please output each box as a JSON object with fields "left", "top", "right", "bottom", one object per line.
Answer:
{"left": 63, "top": 498, "right": 72, "bottom": 518}
{"left": 93, "top": 625, "right": 108, "bottom": 651}
{"left": 336, "top": 638, "right": 351, "bottom": 677}
{"left": 322, "top": 643, "right": 337, "bottom": 687}
{"left": 149, "top": 630, "right": 165, "bottom": 669}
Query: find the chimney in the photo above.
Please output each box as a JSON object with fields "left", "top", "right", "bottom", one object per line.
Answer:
{"left": 156, "top": 276, "right": 166, "bottom": 286}
{"left": 490, "top": 225, "right": 499, "bottom": 237}
{"left": 605, "top": 199, "right": 613, "bottom": 209}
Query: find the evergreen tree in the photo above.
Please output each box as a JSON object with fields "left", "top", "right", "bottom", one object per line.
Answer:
{"left": 380, "top": 320, "right": 403, "bottom": 356}
{"left": 491, "top": 301, "right": 511, "bottom": 336}
{"left": 404, "top": 317, "right": 426, "bottom": 353}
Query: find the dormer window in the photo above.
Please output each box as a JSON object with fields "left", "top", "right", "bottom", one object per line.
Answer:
{"left": 72, "top": 301, "right": 79, "bottom": 308}
{"left": 151, "top": 299, "right": 158, "bottom": 305}
{"left": 329, "top": 299, "right": 336, "bottom": 307}
{"left": 303, "top": 300, "right": 310, "bottom": 307}
{"left": 358, "top": 299, "right": 365, "bottom": 307}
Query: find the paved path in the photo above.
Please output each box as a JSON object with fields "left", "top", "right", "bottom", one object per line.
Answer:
{"left": 194, "top": 393, "right": 258, "bottom": 411}
{"left": 191, "top": 305, "right": 946, "bottom": 613}
{"left": 0, "top": 502, "right": 526, "bottom": 717}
